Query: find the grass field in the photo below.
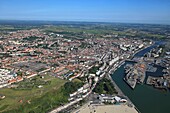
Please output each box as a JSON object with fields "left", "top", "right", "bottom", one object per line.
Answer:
{"left": 0, "top": 75, "right": 67, "bottom": 113}
{"left": 42, "top": 25, "right": 166, "bottom": 39}
{"left": 42, "top": 26, "right": 114, "bottom": 35}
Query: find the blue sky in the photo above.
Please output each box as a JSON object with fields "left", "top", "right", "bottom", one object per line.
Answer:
{"left": 0, "top": 0, "right": 170, "bottom": 24}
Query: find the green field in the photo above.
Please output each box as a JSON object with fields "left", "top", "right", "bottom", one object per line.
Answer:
{"left": 42, "top": 25, "right": 167, "bottom": 39}
{"left": 42, "top": 26, "right": 114, "bottom": 35}
{"left": 0, "top": 75, "right": 67, "bottom": 113}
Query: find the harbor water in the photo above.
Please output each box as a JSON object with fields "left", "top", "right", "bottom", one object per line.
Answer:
{"left": 111, "top": 41, "right": 170, "bottom": 113}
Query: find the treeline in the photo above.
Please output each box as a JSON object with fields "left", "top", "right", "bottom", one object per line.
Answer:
{"left": 89, "top": 66, "right": 99, "bottom": 74}
{"left": 63, "top": 81, "right": 83, "bottom": 94}
{"left": 23, "top": 36, "right": 40, "bottom": 41}
{"left": 93, "top": 78, "right": 118, "bottom": 95}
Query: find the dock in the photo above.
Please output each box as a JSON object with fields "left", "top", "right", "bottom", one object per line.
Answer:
{"left": 107, "top": 74, "right": 140, "bottom": 113}
{"left": 123, "top": 78, "right": 136, "bottom": 89}
{"left": 124, "top": 62, "right": 146, "bottom": 89}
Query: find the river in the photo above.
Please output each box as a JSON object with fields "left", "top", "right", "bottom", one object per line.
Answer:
{"left": 111, "top": 41, "right": 170, "bottom": 113}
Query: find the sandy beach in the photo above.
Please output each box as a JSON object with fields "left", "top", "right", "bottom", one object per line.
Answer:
{"left": 73, "top": 103, "right": 138, "bottom": 113}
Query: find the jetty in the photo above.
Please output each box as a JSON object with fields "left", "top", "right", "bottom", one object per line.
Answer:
{"left": 124, "top": 62, "right": 146, "bottom": 89}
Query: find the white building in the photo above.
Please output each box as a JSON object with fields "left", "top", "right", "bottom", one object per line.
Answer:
{"left": 109, "top": 57, "right": 119, "bottom": 66}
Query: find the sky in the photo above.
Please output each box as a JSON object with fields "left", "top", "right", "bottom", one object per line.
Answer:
{"left": 0, "top": 0, "right": 170, "bottom": 24}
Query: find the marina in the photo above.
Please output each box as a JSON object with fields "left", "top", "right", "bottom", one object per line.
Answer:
{"left": 111, "top": 41, "right": 170, "bottom": 113}
{"left": 146, "top": 64, "right": 157, "bottom": 72}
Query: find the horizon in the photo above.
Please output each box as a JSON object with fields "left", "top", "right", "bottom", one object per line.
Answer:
{"left": 0, "top": 19, "right": 170, "bottom": 26}
{"left": 0, "top": 0, "right": 170, "bottom": 25}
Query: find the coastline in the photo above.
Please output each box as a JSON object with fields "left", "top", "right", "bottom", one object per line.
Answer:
{"left": 109, "top": 40, "right": 170, "bottom": 113}
{"left": 50, "top": 42, "right": 155, "bottom": 113}
{"left": 106, "top": 42, "right": 156, "bottom": 113}
{"left": 107, "top": 74, "right": 141, "bottom": 113}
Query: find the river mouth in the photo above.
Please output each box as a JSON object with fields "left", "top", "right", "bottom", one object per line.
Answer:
{"left": 111, "top": 41, "right": 170, "bottom": 113}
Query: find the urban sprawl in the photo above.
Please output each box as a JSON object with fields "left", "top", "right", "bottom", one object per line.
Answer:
{"left": 0, "top": 25, "right": 170, "bottom": 113}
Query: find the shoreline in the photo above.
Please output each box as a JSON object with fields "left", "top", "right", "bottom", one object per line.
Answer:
{"left": 108, "top": 73, "right": 141, "bottom": 113}
{"left": 106, "top": 43, "right": 156, "bottom": 113}
{"left": 109, "top": 40, "right": 170, "bottom": 113}
{"left": 50, "top": 42, "right": 154, "bottom": 113}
